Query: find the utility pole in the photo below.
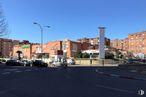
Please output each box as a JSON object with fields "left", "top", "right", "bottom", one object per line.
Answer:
{"left": 33, "top": 22, "right": 50, "bottom": 60}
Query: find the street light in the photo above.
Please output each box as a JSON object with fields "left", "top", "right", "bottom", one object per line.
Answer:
{"left": 33, "top": 22, "right": 50, "bottom": 60}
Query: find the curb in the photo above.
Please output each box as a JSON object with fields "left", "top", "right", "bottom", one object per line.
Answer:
{"left": 95, "top": 69, "right": 146, "bottom": 81}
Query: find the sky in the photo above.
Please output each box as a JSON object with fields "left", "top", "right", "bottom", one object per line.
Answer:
{"left": 1, "top": 0, "right": 146, "bottom": 43}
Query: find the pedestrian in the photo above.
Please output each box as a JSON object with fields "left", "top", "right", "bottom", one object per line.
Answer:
{"left": 90, "top": 53, "right": 93, "bottom": 65}
{"left": 90, "top": 58, "right": 92, "bottom": 64}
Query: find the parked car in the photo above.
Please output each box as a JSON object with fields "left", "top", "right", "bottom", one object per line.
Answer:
{"left": 32, "top": 60, "right": 48, "bottom": 67}
{"left": 6, "top": 60, "right": 23, "bottom": 66}
{"left": 52, "top": 58, "right": 68, "bottom": 67}
{"left": 52, "top": 60, "right": 62, "bottom": 66}
{"left": 22, "top": 60, "right": 32, "bottom": 66}
{"left": 61, "top": 58, "right": 68, "bottom": 67}
{"left": 0, "top": 59, "right": 7, "bottom": 64}
{"left": 67, "top": 58, "right": 75, "bottom": 65}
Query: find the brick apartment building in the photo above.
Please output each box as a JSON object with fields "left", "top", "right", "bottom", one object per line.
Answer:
{"left": 12, "top": 39, "right": 98, "bottom": 59}
{"left": 111, "top": 31, "right": 146, "bottom": 55}
{"left": 77, "top": 37, "right": 110, "bottom": 47}
{"left": 62, "top": 39, "right": 98, "bottom": 58}
{"left": 128, "top": 31, "right": 146, "bottom": 54}
{"left": 0, "top": 38, "right": 19, "bottom": 58}
{"left": 62, "top": 39, "right": 81, "bottom": 58}
{"left": 13, "top": 40, "right": 64, "bottom": 59}
{"left": 13, "top": 44, "right": 32, "bottom": 59}
{"left": 111, "top": 38, "right": 128, "bottom": 51}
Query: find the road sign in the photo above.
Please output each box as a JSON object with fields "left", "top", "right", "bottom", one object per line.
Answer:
{"left": 22, "top": 45, "right": 30, "bottom": 49}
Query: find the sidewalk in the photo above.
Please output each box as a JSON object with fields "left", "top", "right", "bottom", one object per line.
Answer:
{"left": 68, "top": 64, "right": 119, "bottom": 67}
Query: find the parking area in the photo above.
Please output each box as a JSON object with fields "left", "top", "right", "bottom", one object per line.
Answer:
{"left": 0, "top": 65, "right": 146, "bottom": 97}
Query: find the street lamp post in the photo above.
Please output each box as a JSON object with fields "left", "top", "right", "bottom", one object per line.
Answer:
{"left": 33, "top": 22, "right": 50, "bottom": 60}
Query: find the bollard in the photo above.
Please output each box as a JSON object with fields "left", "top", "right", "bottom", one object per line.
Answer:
{"left": 102, "top": 59, "right": 104, "bottom": 67}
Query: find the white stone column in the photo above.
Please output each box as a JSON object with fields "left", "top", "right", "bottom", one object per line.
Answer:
{"left": 99, "top": 27, "right": 105, "bottom": 59}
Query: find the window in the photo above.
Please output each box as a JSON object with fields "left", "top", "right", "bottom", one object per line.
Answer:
{"left": 72, "top": 43, "right": 77, "bottom": 52}
{"left": 62, "top": 44, "right": 67, "bottom": 50}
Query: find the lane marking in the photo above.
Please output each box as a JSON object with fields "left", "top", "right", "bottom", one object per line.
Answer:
{"left": 95, "top": 84, "right": 135, "bottom": 94}
{"left": 110, "top": 74, "right": 120, "bottom": 78}
{"left": 15, "top": 71, "right": 22, "bottom": 73}
{"left": 1, "top": 72, "right": 10, "bottom": 75}
{"left": 25, "top": 69, "right": 31, "bottom": 71}
{"left": 96, "top": 69, "right": 146, "bottom": 81}
{"left": 0, "top": 88, "right": 16, "bottom": 94}
{"left": 35, "top": 68, "right": 38, "bottom": 70}
{"left": 130, "top": 70, "right": 137, "bottom": 73}
{"left": 95, "top": 69, "right": 98, "bottom": 72}
{"left": 4, "top": 69, "right": 18, "bottom": 71}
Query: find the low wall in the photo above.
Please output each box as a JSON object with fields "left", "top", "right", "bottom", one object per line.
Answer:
{"left": 75, "top": 58, "right": 119, "bottom": 65}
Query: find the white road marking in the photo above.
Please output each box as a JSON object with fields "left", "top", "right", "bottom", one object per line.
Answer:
{"left": 15, "top": 71, "right": 22, "bottom": 73}
{"left": 130, "top": 70, "right": 137, "bottom": 73}
{"left": 35, "top": 68, "right": 38, "bottom": 70}
{"left": 0, "top": 88, "right": 16, "bottom": 94}
{"left": 1, "top": 72, "right": 10, "bottom": 75}
{"left": 25, "top": 69, "right": 31, "bottom": 71}
{"left": 95, "top": 69, "right": 98, "bottom": 72}
{"left": 95, "top": 84, "right": 135, "bottom": 94}
{"left": 110, "top": 74, "right": 120, "bottom": 78}
{"left": 4, "top": 69, "right": 18, "bottom": 71}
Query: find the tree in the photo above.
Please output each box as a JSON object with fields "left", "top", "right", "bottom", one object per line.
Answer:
{"left": 75, "top": 51, "right": 82, "bottom": 58}
{"left": 105, "top": 52, "right": 114, "bottom": 59}
{"left": 0, "top": 4, "right": 8, "bottom": 36}
{"left": 82, "top": 53, "right": 90, "bottom": 58}
{"left": 75, "top": 52, "right": 90, "bottom": 58}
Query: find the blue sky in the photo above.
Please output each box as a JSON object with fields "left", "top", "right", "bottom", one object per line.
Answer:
{"left": 1, "top": 0, "right": 146, "bottom": 43}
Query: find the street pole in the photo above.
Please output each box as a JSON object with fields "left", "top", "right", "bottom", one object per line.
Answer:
{"left": 33, "top": 22, "right": 50, "bottom": 60}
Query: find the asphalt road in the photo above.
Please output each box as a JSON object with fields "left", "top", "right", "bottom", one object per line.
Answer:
{"left": 0, "top": 65, "right": 146, "bottom": 97}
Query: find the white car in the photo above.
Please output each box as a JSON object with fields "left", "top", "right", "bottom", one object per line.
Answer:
{"left": 52, "top": 60, "right": 62, "bottom": 66}
{"left": 67, "top": 58, "right": 75, "bottom": 65}
{"left": 52, "top": 59, "right": 68, "bottom": 67}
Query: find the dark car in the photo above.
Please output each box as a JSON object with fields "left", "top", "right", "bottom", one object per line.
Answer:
{"left": 6, "top": 60, "right": 23, "bottom": 66}
{"left": 0, "top": 59, "right": 7, "bottom": 64}
{"left": 32, "top": 60, "right": 48, "bottom": 67}
{"left": 61, "top": 59, "right": 68, "bottom": 67}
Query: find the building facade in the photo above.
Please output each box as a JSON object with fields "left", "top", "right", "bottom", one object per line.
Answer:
{"left": 128, "top": 31, "right": 146, "bottom": 54}
{"left": 77, "top": 37, "right": 110, "bottom": 47}
{"left": 0, "top": 38, "right": 20, "bottom": 58}
{"left": 12, "top": 39, "right": 99, "bottom": 59}
{"left": 111, "top": 31, "right": 146, "bottom": 55}
{"left": 111, "top": 39, "right": 124, "bottom": 50}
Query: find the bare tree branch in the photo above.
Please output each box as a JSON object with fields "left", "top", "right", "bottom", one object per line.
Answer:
{"left": 0, "top": 4, "right": 8, "bottom": 36}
